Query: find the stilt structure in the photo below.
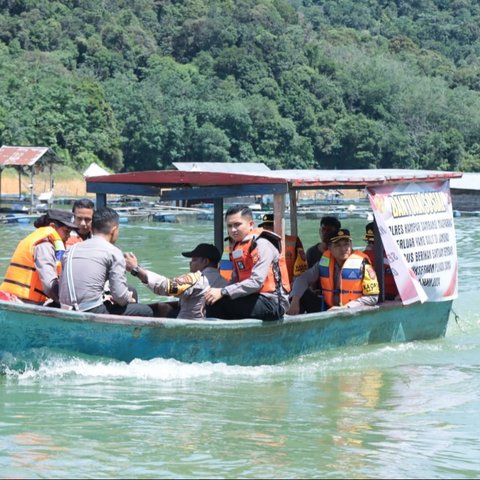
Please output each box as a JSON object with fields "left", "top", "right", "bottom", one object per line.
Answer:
{"left": 0, "top": 146, "right": 63, "bottom": 213}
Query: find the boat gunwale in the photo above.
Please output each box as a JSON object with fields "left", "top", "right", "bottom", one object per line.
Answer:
{"left": 0, "top": 298, "right": 414, "bottom": 330}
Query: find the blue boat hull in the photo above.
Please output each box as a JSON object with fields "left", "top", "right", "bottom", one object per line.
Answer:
{"left": 0, "top": 300, "right": 452, "bottom": 365}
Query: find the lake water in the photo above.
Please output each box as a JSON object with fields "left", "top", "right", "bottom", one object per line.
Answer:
{"left": 1, "top": 216, "right": 479, "bottom": 478}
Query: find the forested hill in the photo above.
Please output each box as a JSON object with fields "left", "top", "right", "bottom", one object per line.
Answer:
{"left": 2, "top": 0, "right": 480, "bottom": 173}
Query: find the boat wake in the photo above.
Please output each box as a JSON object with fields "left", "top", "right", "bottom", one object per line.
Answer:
{"left": 0, "top": 348, "right": 281, "bottom": 381}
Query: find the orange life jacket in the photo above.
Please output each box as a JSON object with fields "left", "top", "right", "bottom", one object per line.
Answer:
{"left": 364, "top": 249, "right": 398, "bottom": 300}
{"left": 65, "top": 234, "right": 82, "bottom": 248}
{"left": 319, "top": 250, "right": 370, "bottom": 308}
{"left": 284, "top": 234, "right": 307, "bottom": 283}
{"left": 0, "top": 226, "right": 64, "bottom": 304}
{"left": 230, "top": 228, "right": 291, "bottom": 293}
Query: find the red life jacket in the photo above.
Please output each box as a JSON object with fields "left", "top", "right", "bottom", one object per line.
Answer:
{"left": 230, "top": 228, "right": 291, "bottom": 293}
{"left": 65, "top": 234, "right": 82, "bottom": 248}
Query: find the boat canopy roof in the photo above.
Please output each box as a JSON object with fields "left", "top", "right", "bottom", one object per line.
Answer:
{"left": 86, "top": 167, "right": 462, "bottom": 305}
{"left": 86, "top": 168, "right": 462, "bottom": 200}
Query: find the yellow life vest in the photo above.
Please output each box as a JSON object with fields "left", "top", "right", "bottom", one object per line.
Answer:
{"left": 284, "top": 234, "right": 308, "bottom": 283}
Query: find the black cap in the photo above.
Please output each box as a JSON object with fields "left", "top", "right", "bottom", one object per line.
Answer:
{"left": 258, "top": 213, "right": 274, "bottom": 228}
{"left": 43, "top": 209, "right": 77, "bottom": 229}
{"left": 330, "top": 228, "right": 352, "bottom": 243}
{"left": 181, "top": 243, "right": 221, "bottom": 263}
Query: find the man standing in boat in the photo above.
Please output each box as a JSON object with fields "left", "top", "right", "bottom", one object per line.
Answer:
{"left": 124, "top": 243, "right": 227, "bottom": 319}
{"left": 59, "top": 207, "right": 153, "bottom": 316}
{"left": 288, "top": 229, "right": 379, "bottom": 314}
{"left": 204, "top": 205, "right": 290, "bottom": 321}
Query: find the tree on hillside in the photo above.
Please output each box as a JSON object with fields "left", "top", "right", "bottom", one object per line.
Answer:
{"left": 1, "top": 0, "right": 480, "bottom": 171}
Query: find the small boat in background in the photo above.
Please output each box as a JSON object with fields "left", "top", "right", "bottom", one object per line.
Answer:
{"left": 0, "top": 213, "right": 36, "bottom": 224}
{"left": 151, "top": 212, "right": 177, "bottom": 223}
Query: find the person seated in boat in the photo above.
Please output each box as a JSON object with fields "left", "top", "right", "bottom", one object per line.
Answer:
{"left": 66, "top": 198, "right": 95, "bottom": 247}
{"left": 204, "top": 205, "right": 290, "bottom": 321}
{"left": 59, "top": 207, "right": 154, "bottom": 316}
{"left": 288, "top": 228, "right": 379, "bottom": 314}
{"left": 305, "top": 215, "right": 341, "bottom": 268}
{"left": 258, "top": 213, "right": 308, "bottom": 286}
{"left": 124, "top": 243, "right": 227, "bottom": 319}
{"left": 65, "top": 198, "right": 139, "bottom": 301}
{"left": 286, "top": 229, "right": 339, "bottom": 315}
{"left": 363, "top": 222, "right": 399, "bottom": 301}
{"left": 0, "top": 209, "right": 77, "bottom": 306}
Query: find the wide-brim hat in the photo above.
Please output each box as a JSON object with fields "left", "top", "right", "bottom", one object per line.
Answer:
{"left": 181, "top": 243, "right": 221, "bottom": 263}
{"left": 330, "top": 228, "right": 352, "bottom": 243}
{"left": 45, "top": 209, "right": 77, "bottom": 229}
{"left": 258, "top": 213, "right": 274, "bottom": 228}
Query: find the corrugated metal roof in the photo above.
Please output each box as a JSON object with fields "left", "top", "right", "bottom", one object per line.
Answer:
{"left": 0, "top": 145, "right": 62, "bottom": 167}
{"left": 450, "top": 172, "right": 480, "bottom": 191}
{"left": 88, "top": 170, "right": 283, "bottom": 188}
{"left": 172, "top": 162, "right": 271, "bottom": 173}
{"left": 258, "top": 168, "right": 462, "bottom": 188}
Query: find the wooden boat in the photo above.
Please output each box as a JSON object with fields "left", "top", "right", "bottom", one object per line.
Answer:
{"left": 0, "top": 297, "right": 452, "bottom": 366}
{"left": 0, "top": 168, "right": 462, "bottom": 365}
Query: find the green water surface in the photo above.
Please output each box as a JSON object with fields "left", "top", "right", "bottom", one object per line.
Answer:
{"left": 0, "top": 216, "right": 479, "bottom": 479}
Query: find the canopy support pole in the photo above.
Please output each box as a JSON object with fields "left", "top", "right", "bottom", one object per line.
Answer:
{"left": 373, "top": 220, "right": 385, "bottom": 304}
{"left": 213, "top": 198, "right": 224, "bottom": 253}
{"left": 289, "top": 189, "right": 298, "bottom": 236}
{"left": 29, "top": 168, "right": 34, "bottom": 214}
{"left": 96, "top": 193, "right": 106, "bottom": 208}
{"left": 273, "top": 193, "right": 285, "bottom": 246}
{"left": 49, "top": 162, "right": 54, "bottom": 191}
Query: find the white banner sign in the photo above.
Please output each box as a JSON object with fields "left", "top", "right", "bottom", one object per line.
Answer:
{"left": 367, "top": 181, "right": 458, "bottom": 304}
